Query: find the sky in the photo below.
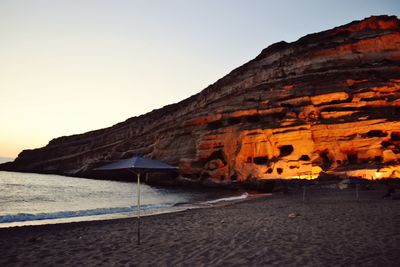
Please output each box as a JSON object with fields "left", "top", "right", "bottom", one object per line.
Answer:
{"left": 0, "top": 0, "right": 399, "bottom": 159}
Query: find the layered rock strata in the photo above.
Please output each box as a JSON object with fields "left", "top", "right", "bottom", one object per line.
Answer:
{"left": 2, "top": 16, "right": 400, "bottom": 183}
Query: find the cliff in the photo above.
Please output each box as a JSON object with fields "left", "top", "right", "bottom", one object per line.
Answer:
{"left": 2, "top": 15, "right": 400, "bottom": 183}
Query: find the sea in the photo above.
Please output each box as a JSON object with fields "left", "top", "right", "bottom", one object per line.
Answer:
{"left": 0, "top": 171, "right": 247, "bottom": 228}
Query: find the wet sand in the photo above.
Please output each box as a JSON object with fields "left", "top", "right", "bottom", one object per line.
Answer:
{"left": 1, "top": 186, "right": 399, "bottom": 266}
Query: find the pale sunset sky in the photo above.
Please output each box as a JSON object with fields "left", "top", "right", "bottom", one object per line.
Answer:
{"left": 0, "top": 0, "right": 399, "bottom": 159}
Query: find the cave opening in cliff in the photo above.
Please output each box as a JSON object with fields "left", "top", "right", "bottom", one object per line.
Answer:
{"left": 299, "top": 155, "right": 310, "bottom": 161}
{"left": 381, "top": 141, "right": 391, "bottom": 148}
{"left": 271, "top": 112, "right": 286, "bottom": 120}
{"left": 266, "top": 168, "right": 273, "bottom": 174}
{"left": 279, "top": 145, "right": 294, "bottom": 157}
{"left": 207, "top": 120, "right": 223, "bottom": 130}
{"left": 277, "top": 168, "right": 283, "bottom": 174}
{"left": 320, "top": 151, "right": 332, "bottom": 168}
{"left": 227, "top": 117, "right": 241, "bottom": 125}
{"left": 245, "top": 115, "right": 261, "bottom": 123}
{"left": 366, "top": 130, "right": 387, "bottom": 138}
{"left": 207, "top": 150, "right": 227, "bottom": 165}
{"left": 254, "top": 156, "right": 269, "bottom": 165}
{"left": 395, "top": 107, "right": 400, "bottom": 116}
{"left": 280, "top": 102, "right": 293, "bottom": 108}
{"left": 347, "top": 153, "right": 358, "bottom": 165}
{"left": 321, "top": 106, "right": 357, "bottom": 112}
{"left": 391, "top": 132, "right": 400, "bottom": 141}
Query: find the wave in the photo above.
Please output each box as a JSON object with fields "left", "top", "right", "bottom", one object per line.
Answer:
{"left": 0, "top": 203, "right": 174, "bottom": 223}
{"left": 0, "top": 191, "right": 256, "bottom": 226}
{"left": 203, "top": 192, "right": 249, "bottom": 204}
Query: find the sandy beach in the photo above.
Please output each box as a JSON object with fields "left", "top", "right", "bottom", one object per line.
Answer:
{"left": 1, "top": 185, "right": 399, "bottom": 266}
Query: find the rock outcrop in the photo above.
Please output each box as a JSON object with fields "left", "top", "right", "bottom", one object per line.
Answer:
{"left": 2, "top": 15, "right": 400, "bottom": 183}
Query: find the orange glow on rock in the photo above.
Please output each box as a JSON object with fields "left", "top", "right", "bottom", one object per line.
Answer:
{"left": 313, "top": 33, "right": 400, "bottom": 58}
{"left": 229, "top": 109, "right": 259, "bottom": 118}
{"left": 338, "top": 16, "right": 400, "bottom": 33}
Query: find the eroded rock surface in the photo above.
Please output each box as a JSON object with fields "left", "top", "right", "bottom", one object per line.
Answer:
{"left": 2, "top": 16, "right": 400, "bottom": 183}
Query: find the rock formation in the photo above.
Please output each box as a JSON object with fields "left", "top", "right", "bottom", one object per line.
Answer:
{"left": 2, "top": 15, "right": 400, "bottom": 184}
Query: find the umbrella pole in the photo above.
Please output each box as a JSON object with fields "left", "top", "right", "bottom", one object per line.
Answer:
{"left": 137, "top": 173, "right": 141, "bottom": 245}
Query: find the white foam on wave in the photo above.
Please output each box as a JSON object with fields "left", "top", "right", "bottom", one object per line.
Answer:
{"left": 0, "top": 205, "right": 192, "bottom": 228}
{"left": 0, "top": 192, "right": 271, "bottom": 228}
{"left": 203, "top": 192, "right": 249, "bottom": 204}
{"left": 0, "top": 203, "right": 174, "bottom": 224}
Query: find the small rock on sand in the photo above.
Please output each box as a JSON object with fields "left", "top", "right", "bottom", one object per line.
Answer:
{"left": 288, "top": 213, "right": 300, "bottom": 219}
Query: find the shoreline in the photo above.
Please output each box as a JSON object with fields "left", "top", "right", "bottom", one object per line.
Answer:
{"left": 1, "top": 187, "right": 399, "bottom": 266}
{"left": 0, "top": 192, "right": 271, "bottom": 229}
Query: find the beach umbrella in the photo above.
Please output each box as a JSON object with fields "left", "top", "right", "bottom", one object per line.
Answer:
{"left": 95, "top": 156, "right": 178, "bottom": 245}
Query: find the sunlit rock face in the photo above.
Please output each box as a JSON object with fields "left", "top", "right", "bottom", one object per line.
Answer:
{"left": 2, "top": 15, "right": 400, "bottom": 183}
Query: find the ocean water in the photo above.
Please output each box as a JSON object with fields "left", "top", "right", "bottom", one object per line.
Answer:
{"left": 0, "top": 171, "right": 245, "bottom": 227}
{"left": 0, "top": 157, "right": 13, "bottom": 164}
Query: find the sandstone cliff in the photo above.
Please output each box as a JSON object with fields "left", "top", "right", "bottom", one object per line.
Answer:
{"left": 2, "top": 15, "right": 400, "bottom": 183}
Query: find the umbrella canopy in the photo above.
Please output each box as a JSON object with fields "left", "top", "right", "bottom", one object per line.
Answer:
{"left": 95, "top": 156, "right": 177, "bottom": 173}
